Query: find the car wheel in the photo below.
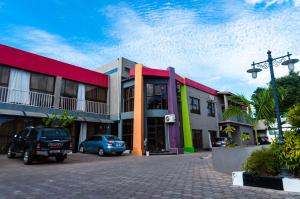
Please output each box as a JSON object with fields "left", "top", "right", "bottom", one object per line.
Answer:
{"left": 55, "top": 156, "right": 65, "bottom": 163}
{"left": 7, "top": 145, "right": 16, "bottom": 159}
{"left": 116, "top": 152, "right": 123, "bottom": 156}
{"left": 23, "top": 149, "right": 33, "bottom": 165}
{"left": 79, "top": 146, "right": 85, "bottom": 153}
{"left": 98, "top": 148, "right": 104, "bottom": 156}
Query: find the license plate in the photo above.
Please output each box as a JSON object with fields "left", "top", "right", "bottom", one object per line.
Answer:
{"left": 49, "top": 150, "right": 61, "bottom": 154}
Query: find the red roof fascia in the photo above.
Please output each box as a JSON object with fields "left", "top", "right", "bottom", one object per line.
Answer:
{"left": 0, "top": 44, "right": 108, "bottom": 88}
{"left": 184, "top": 78, "right": 218, "bottom": 96}
{"left": 175, "top": 74, "right": 184, "bottom": 84}
{"left": 129, "top": 67, "right": 169, "bottom": 78}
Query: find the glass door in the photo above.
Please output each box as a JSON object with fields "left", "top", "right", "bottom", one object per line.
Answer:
{"left": 147, "top": 117, "right": 165, "bottom": 152}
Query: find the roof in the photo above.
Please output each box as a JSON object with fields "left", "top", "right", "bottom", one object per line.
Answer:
{"left": 0, "top": 44, "right": 108, "bottom": 88}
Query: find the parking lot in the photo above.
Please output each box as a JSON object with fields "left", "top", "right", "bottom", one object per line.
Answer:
{"left": 0, "top": 152, "right": 299, "bottom": 199}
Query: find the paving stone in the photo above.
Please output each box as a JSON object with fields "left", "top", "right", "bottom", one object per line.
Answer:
{"left": 0, "top": 153, "right": 300, "bottom": 199}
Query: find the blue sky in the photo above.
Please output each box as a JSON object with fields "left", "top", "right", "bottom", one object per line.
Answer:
{"left": 1, "top": 0, "right": 300, "bottom": 98}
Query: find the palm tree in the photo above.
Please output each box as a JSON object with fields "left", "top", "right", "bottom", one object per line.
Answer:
{"left": 223, "top": 89, "right": 276, "bottom": 145}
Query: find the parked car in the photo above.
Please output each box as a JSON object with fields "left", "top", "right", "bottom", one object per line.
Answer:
{"left": 258, "top": 136, "right": 271, "bottom": 145}
{"left": 7, "top": 126, "right": 72, "bottom": 165}
{"left": 213, "top": 137, "right": 228, "bottom": 147}
{"left": 79, "top": 134, "right": 126, "bottom": 156}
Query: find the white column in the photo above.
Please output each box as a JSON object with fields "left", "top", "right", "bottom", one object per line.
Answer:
{"left": 77, "top": 83, "right": 86, "bottom": 111}
{"left": 78, "top": 122, "right": 87, "bottom": 150}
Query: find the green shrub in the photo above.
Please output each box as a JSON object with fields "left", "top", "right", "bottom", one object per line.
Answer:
{"left": 272, "top": 131, "right": 300, "bottom": 174}
{"left": 287, "top": 104, "right": 300, "bottom": 128}
{"left": 242, "top": 147, "right": 280, "bottom": 176}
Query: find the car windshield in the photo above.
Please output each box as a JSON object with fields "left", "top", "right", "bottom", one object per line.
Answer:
{"left": 105, "top": 135, "right": 120, "bottom": 141}
{"left": 40, "top": 128, "right": 70, "bottom": 138}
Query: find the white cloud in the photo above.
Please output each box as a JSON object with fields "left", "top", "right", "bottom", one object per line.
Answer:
{"left": 5, "top": 4, "right": 300, "bottom": 98}
{"left": 245, "top": 0, "right": 300, "bottom": 7}
{"left": 7, "top": 27, "right": 105, "bottom": 69}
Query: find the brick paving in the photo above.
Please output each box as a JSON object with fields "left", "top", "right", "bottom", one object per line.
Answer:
{"left": 0, "top": 152, "right": 299, "bottom": 199}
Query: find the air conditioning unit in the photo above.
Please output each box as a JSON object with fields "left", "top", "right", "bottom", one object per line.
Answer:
{"left": 165, "top": 114, "right": 176, "bottom": 123}
{"left": 209, "top": 95, "right": 215, "bottom": 101}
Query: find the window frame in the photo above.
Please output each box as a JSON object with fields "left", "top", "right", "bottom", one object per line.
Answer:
{"left": 30, "top": 72, "right": 55, "bottom": 94}
{"left": 60, "top": 79, "right": 78, "bottom": 98}
{"left": 0, "top": 65, "right": 10, "bottom": 87}
{"left": 207, "top": 101, "right": 216, "bottom": 117}
{"left": 123, "top": 86, "right": 134, "bottom": 112}
{"left": 189, "top": 97, "right": 201, "bottom": 114}
{"left": 85, "top": 84, "right": 107, "bottom": 103}
{"left": 146, "top": 83, "right": 168, "bottom": 110}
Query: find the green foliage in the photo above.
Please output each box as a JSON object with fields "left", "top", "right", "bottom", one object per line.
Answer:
{"left": 287, "top": 104, "right": 300, "bottom": 128}
{"left": 223, "top": 125, "right": 236, "bottom": 134}
{"left": 243, "top": 147, "right": 280, "bottom": 176}
{"left": 43, "top": 111, "right": 77, "bottom": 127}
{"left": 227, "top": 143, "right": 238, "bottom": 148}
{"left": 240, "top": 133, "right": 251, "bottom": 145}
{"left": 272, "top": 131, "right": 300, "bottom": 174}
{"left": 275, "top": 71, "right": 300, "bottom": 113}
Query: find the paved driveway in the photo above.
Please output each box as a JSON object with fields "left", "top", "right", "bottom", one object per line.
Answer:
{"left": 0, "top": 152, "right": 299, "bottom": 199}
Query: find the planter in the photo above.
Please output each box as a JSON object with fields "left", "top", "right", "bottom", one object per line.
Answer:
{"left": 232, "top": 171, "right": 300, "bottom": 193}
{"left": 212, "top": 145, "right": 265, "bottom": 175}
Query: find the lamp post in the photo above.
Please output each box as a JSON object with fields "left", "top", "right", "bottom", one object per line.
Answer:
{"left": 247, "top": 51, "right": 299, "bottom": 144}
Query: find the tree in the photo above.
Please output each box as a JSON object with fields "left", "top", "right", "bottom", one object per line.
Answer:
{"left": 287, "top": 104, "right": 300, "bottom": 128}
{"left": 43, "top": 111, "right": 77, "bottom": 127}
{"left": 223, "top": 89, "right": 276, "bottom": 145}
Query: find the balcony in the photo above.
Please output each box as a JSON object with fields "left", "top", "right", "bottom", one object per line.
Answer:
{"left": 60, "top": 96, "right": 107, "bottom": 114}
{"left": 0, "top": 86, "right": 108, "bottom": 115}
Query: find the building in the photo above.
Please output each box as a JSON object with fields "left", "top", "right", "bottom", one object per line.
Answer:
{"left": 0, "top": 44, "right": 111, "bottom": 153}
{"left": 96, "top": 59, "right": 254, "bottom": 156}
{"left": 0, "top": 44, "right": 253, "bottom": 155}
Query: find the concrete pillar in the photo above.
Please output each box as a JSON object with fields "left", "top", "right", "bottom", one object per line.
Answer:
{"left": 132, "top": 64, "right": 144, "bottom": 156}
{"left": 53, "top": 76, "right": 62, "bottom": 108}
{"left": 180, "top": 84, "right": 194, "bottom": 153}
{"left": 118, "top": 120, "right": 123, "bottom": 139}
{"left": 167, "top": 67, "right": 182, "bottom": 154}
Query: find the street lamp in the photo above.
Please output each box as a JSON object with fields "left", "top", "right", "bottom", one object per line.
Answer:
{"left": 247, "top": 51, "right": 299, "bottom": 144}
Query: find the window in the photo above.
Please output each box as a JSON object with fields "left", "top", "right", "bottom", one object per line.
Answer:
{"left": 86, "top": 84, "right": 107, "bottom": 103}
{"left": 123, "top": 86, "right": 134, "bottom": 112}
{"left": 207, "top": 101, "right": 216, "bottom": 117}
{"left": 61, "top": 79, "right": 78, "bottom": 98}
{"left": 123, "top": 119, "right": 133, "bottom": 150}
{"left": 189, "top": 97, "right": 200, "bottom": 114}
{"left": 146, "top": 84, "right": 168, "bottom": 109}
{"left": 0, "top": 65, "right": 10, "bottom": 87}
{"left": 30, "top": 72, "right": 55, "bottom": 94}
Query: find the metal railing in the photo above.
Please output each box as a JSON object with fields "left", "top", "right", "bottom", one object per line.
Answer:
{"left": 59, "top": 96, "right": 77, "bottom": 111}
{"left": 0, "top": 86, "right": 108, "bottom": 115}
{"left": 86, "top": 100, "right": 107, "bottom": 114}
{"left": 59, "top": 96, "right": 108, "bottom": 114}
{"left": 0, "top": 86, "right": 54, "bottom": 108}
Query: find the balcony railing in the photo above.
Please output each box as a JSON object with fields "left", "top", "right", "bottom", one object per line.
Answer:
{"left": 0, "top": 86, "right": 54, "bottom": 108}
{"left": 60, "top": 96, "right": 108, "bottom": 115}
{"left": 0, "top": 86, "right": 108, "bottom": 115}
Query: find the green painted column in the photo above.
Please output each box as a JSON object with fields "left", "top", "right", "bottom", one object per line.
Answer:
{"left": 180, "top": 84, "right": 194, "bottom": 153}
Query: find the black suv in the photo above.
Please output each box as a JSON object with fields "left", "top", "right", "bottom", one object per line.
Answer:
{"left": 7, "top": 126, "right": 72, "bottom": 165}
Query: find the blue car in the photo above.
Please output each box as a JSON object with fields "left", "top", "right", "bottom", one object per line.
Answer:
{"left": 79, "top": 134, "right": 126, "bottom": 156}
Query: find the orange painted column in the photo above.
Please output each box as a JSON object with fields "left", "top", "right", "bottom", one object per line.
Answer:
{"left": 132, "top": 64, "right": 144, "bottom": 156}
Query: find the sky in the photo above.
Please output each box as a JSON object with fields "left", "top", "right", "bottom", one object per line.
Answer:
{"left": 1, "top": 0, "right": 300, "bottom": 99}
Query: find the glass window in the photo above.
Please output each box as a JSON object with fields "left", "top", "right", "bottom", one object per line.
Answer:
{"left": 146, "top": 84, "right": 168, "bottom": 109}
{"left": 86, "top": 85, "right": 107, "bottom": 103}
{"left": 123, "top": 86, "right": 134, "bottom": 112}
{"left": 189, "top": 97, "right": 200, "bottom": 114}
{"left": 0, "top": 65, "right": 10, "bottom": 87}
{"left": 61, "top": 79, "right": 78, "bottom": 98}
{"left": 207, "top": 101, "right": 216, "bottom": 117}
{"left": 30, "top": 72, "right": 55, "bottom": 94}
{"left": 122, "top": 119, "right": 133, "bottom": 150}
{"left": 105, "top": 135, "right": 120, "bottom": 141}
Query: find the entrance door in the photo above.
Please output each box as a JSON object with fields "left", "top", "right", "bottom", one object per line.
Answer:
{"left": 209, "top": 130, "right": 217, "bottom": 147}
{"left": 192, "top": 129, "right": 203, "bottom": 151}
{"left": 147, "top": 117, "right": 165, "bottom": 152}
